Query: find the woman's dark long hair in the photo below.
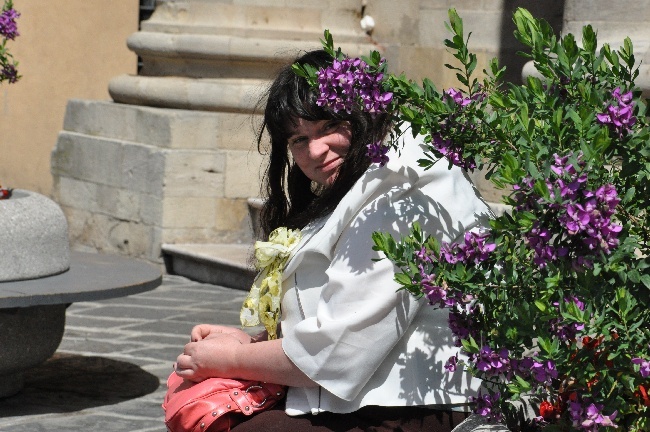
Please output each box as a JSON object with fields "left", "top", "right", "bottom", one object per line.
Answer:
{"left": 257, "top": 49, "right": 392, "bottom": 237}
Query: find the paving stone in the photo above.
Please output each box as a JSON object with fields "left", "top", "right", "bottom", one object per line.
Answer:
{"left": 0, "top": 275, "right": 247, "bottom": 431}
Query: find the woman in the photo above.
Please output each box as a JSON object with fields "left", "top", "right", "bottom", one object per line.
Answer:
{"left": 174, "top": 50, "right": 492, "bottom": 431}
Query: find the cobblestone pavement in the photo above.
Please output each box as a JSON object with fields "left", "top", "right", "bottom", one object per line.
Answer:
{"left": 0, "top": 275, "right": 252, "bottom": 432}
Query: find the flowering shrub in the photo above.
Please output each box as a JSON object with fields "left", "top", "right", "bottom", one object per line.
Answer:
{"left": 294, "top": 8, "right": 649, "bottom": 432}
{"left": 0, "top": 0, "right": 19, "bottom": 84}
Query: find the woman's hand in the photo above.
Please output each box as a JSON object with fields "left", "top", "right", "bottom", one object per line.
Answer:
{"left": 175, "top": 332, "right": 243, "bottom": 382}
{"left": 190, "top": 324, "right": 252, "bottom": 344}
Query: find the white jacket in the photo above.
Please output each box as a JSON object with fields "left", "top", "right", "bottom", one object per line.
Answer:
{"left": 279, "top": 133, "right": 492, "bottom": 415}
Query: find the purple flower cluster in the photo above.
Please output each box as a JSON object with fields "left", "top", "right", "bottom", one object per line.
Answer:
{"left": 560, "top": 183, "right": 622, "bottom": 256}
{"left": 568, "top": 399, "right": 618, "bottom": 432}
{"left": 445, "top": 88, "right": 485, "bottom": 107}
{"left": 431, "top": 134, "right": 477, "bottom": 171}
{"left": 418, "top": 265, "right": 465, "bottom": 308}
{"left": 444, "top": 354, "right": 458, "bottom": 372}
{"left": 467, "top": 346, "right": 558, "bottom": 386}
{"left": 366, "top": 141, "right": 390, "bottom": 166}
{"left": 440, "top": 231, "right": 496, "bottom": 265}
{"left": 470, "top": 391, "right": 503, "bottom": 423}
{"left": 631, "top": 355, "right": 650, "bottom": 378}
{"left": 1, "top": 62, "right": 17, "bottom": 83}
{"left": 471, "top": 346, "right": 511, "bottom": 376}
{"left": 548, "top": 296, "right": 586, "bottom": 341}
{"left": 514, "top": 153, "right": 622, "bottom": 268}
{"left": 316, "top": 57, "right": 393, "bottom": 115}
{"left": 530, "top": 358, "right": 559, "bottom": 385}
{"left": 596, "top": 87, "right": 636, "bottom": 136}
{"left": 0, "top": 7, "right": 19, "bottom": 40}
{"left": 448, "top": 305, "right": 480, "bottom": 347}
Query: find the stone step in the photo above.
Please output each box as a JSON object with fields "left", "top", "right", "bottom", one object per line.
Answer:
{"left": 162, "top": 243, "right": 256, "bottom": 291}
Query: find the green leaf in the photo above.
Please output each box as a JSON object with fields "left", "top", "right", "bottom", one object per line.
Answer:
{"left": 533, "top": 179, "right": 550, "bottom": 200}
{"left": 640, "top": 274, "right": 650, "bottom": 289}
{"left": 447, "top": 9, "right": 463, "bottom": 38}
{"left": 582, "top": 24, "right": 597, "bottom": 54}
{"left": 460, "top": 336, "right": 480, "bottom": 354}
{"left": 537, "top": 337, "right": 552, "bottom": 354}
{"left": 534, "top": 300, "right": 547, "bottom": 312}
{"left": 394, "top": 272, "right": 413, "bottom": 286}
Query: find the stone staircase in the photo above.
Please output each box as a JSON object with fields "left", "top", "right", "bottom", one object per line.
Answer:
{"left": 161, "top": 198, "right": 263, "bottom": 291}
{"left": 162, "top": 242, "right": 255, "bottom": 291}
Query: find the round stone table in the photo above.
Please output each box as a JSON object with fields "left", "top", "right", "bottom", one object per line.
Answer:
{"left": 0, "top": 251, "right": 162, "bottom": 397}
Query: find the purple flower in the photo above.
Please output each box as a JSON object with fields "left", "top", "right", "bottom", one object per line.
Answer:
{"left": 632, "top": 356, "right": 650, "bottom": 378}
{"left": 444, "top": 87, "right": 486, "bottom": 107}
{"left": 612, "top": 87, "right": 633, "bottom": 105}
{"left": 448, "top": 305, "right": 480, "bottom": 346}
{"left": 459, "top": 231, "right": 496, "bottom": 264}
{"left": 515, "top": 151, "right": 622, "bottom": 268}
{"left": 568, "top": 398, "right": 618, "bottom": 431}
{"left": 470, "top": 346, "right": 512, "bottom": 377}
{"left": 530, "top": 359, "right": 558, "bottom": 385}
{"left": 511, "top": 356, "right": 535, "bottom": 379}
{"left": 549, "top": 296, "right": 585, "bottom": 341}
{"left": 445, "top": 88, "right": 472, "bottom": 107}
{"left": 431, "top": 134, "right": 476, "bottom": 171}
{"left": 470, "top": 391, "right": 502, "bottom": 423}
{"left": 445, "top": 354, "right": 458, "bottom": 372}
{"left": 596, "top": 86, "right": 637, "bottom": 136}
{"left": 440, "top": 231, "right": 495, "bottom": 265}
{"left": 366, "top": 141, "right": 390, "bottom": 166}
{"left": 316, "top": 57, "right": 392, "bottom": 116}
{"left": 0, "top": 7, "right": 19, "bottom": 40}
{"left": 1, "top": 63, "right": 18, "bottom": 83}
{"left": 414, "top": 246, "right": 433, "bottom": 263}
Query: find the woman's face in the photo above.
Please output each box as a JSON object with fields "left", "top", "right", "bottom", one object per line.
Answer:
{"left": 288, "top": 118, "right": 352, "bottom": 187}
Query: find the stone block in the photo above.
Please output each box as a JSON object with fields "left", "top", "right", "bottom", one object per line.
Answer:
{"left": 106, "top": 221, "right": 153, "bottom": 260}
{"left": 140, "top": 194, "right": 163, "bottom": 227}
{"left": 214, "top": 112, "right": 261, "bottom": 151}
{"left": 56, "top": 176, "right": 99, "bottom": 213}
{"left": 224, "top": 150, "right": 265, "bottom": 199}
{"left": 96, "top": 184, "right": 142, "bottom": 222}
{"left": 214, "top": 198, "right": 250, "bottom": 232}
{"left": 162, "top": 196, "right": 216, "bottom": 229}
{"left": 419, "top": 9, "right": 503, "bottom": 50}
{"left": 52, "top": 132, "right": 123, "bottom": 187}
{"left": 162, "top": 110, "right": 220, "bottom": 150}
{"left": 162, "top": 150, "right": 226, "bottom": 197}
{"left": 62, "top": 100, "right": 137, "bottom": 142}
{"left": 121, "top": 142, "right": 165, "bottom": 196}
{"left": 61, "top": 206, "right": 153, "bottom": 260}
{"left": 370, "top": 1, "right": 420, "bottom": 44}
{"left": 563, "top": 0, "right": 650, "bottom": 23}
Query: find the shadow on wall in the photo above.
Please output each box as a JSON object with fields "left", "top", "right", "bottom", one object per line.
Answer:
{"left": 498, "top": 1, "right": 566, "bottom": 85}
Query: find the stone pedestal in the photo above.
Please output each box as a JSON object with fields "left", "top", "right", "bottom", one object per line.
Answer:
{"left": 0, "top": 304, "right": 66, "bottom": 397}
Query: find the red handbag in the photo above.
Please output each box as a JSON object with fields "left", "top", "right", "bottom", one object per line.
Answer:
{"left": 162, "top": 372, "right": 286, "bottom": 432}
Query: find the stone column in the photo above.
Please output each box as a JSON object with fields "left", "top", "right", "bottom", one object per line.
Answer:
{"left": 51, "top": 0, "right": 377, "bottom": 263}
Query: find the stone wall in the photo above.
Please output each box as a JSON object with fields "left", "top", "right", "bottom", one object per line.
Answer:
{"left": 57, "top": 0, "right": 650, "bottom": 263}
{"left": 52, "top": 100, "right": 264, "bottom": 261}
